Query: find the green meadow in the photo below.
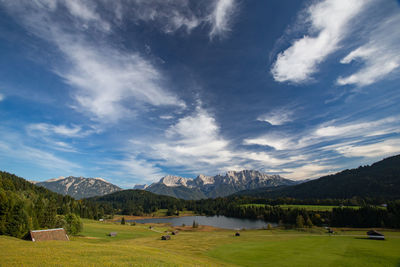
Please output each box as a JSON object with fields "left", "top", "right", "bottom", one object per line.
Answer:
{"left": 241, "top": 204, "right": 363, "bottom": 211}
{"left": 1, "top": 219, "right": 399, "bottom": 266}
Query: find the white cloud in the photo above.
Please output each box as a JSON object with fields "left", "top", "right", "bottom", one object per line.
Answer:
{"left": 2, "top": 1, "right": 186, "bottom": 122}
{"left": 106, "top": 0, "right": 237, "bottom": 38}
{"left": 0, "top": 93, "right": 4, "bottom": 101}
{"left": 337, "top": 11, "right": 400, "bottom": 86}
{"left": 257, "top": 109, "right": 294, "bottom": 125}
{"left": 244, "top": 134, "right": 293, "bottom": 150}
{"left": 271, "top": 0, "right": 367, "bottom": 83}
{"left": 0, "top": 138, "right": 80, "bottom": 173}
{"left": 110, "top": 155, "right": 165, "bottom": 183}
{"left": 335, "top": 138, "right": 400, "bottom": 158}
{"left": 153, "top": 106, "right": 232, "bottom": 169}
{"left": 126, "top": 0, "right": 201, "bottom": 34}
{"left": 315, "top": 116, "right": 400, "bottom": 138}
{"left": 129, "top": 106, "right": 305, "bottom": 178}
{"left": 4, "top": 0, "right": 109, "bottom": 32}
{"left": 209, "top": 0, "right": 237, "bottom": 39}
{"left": 159, "top": 115, "right": 174, "bottom": 120}
{"left": 282, "top": 163, "right": 337, "bottom": 180}
{"left": 59, "top": 39, "right": 185, "bottom": 121}
{"left": 244, "top": 115, "right": 400, "bottom": 158}
{"left": 27, "top": 123, "right": 84, "bottom": 137}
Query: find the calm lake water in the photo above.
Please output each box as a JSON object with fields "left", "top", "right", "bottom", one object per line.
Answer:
{"left": 129, "top": 215, "right": 276, "bottom": 230}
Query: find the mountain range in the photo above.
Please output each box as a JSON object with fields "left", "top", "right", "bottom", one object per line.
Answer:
{"left": 34, "top": 176, "right": 122, "bottom": 199}
{"left": 145, "top": 170, "right": 298, "bottom": 200}
{"left": 30, "top": 155, "right": 400, "bottom": 200}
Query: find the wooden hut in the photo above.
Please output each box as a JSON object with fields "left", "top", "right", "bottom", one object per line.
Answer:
{"left": 161, "top": 235, "right": 171, "bottom": 240}
{"left": 109, "top": 232, "right": 117, "bottom": 237}
{"left": 367, "top": 230, "right": 385, "bottom": 240}
{"left": 29, "top": 228, "right": 69, "bottom": 242}
{"left": 235, "top": 232, "right": 240, "bottom": 236}
{"left": 172, "top": 231, "right": 178, "bottom": 235}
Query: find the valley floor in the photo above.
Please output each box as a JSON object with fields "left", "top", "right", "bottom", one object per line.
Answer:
{"left": 1, "top": 219, "right": 400, "bottom": 266}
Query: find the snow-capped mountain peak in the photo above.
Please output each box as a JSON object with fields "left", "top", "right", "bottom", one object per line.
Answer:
{"left": 146, "top": 170, "right": 297, "bottom": 199}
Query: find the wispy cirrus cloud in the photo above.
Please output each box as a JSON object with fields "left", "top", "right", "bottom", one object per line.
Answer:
{"left": 112, "top": 0, "right": 238, "bottom": 38}
{"left": 271, "top": 0, "right": 367, "bottom": 83}
{"left": 337, "top": 11, "right": 400, "bottom": 86}
{"left": 27, "top": 123, "right": 85, "bottom": 138}
{"left": 245, "top": 115, "right": 400, "bottom": 151}
{"left": 209, "top": 0, "right": 237, "bottom": 39}
{"left": 282, "top": 162, "right": 338, "bottom": 180}
{"left": 0, "top": 126, "right": 81, "bottom": 173}
{"left": 334, "top": 138, "right": 400, "bottom": 158}
{"left": 2, "top": 0, "right": 186, "bottom": 122}
{"left": 109, "top": 155, "right": 166, "bottom": 184}
{"left": 60, "top": 39, "right": 186, "bottom": 121}
{"left": 257, "top": 107, "right": 295, "bottom": 126}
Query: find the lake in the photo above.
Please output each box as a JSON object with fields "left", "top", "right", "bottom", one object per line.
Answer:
{"left": 129, "top": 215, "right": 276, "bottom": 230}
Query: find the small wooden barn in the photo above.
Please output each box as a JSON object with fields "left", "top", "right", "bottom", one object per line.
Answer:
{"left": 235, "top": 232, "right": 240, "bottom": 236}
{"left": 161, "top": 235, "right": 171, "bottom": 240}
{"left": 30, "top": 228, "right": 69, "bottom": 242}
{"left": 367, "top": 230, "right": 385, "bottom": 240}
{"left": 109, "top": 232, "right": 117, "bottom": 237}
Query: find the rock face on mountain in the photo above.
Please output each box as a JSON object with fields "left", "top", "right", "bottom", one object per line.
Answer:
{"left": 133, "top": 184, "right": 148, "bottom": 190}
{"left": 145, "top": 170, "right": 297, "bottom": 200}
{"left": 35, "top": 176, "right": 121, "bottom": 199}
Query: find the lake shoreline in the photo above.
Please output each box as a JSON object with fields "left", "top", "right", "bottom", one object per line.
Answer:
{"left": 125, "top": 215, "right": 276, "bottom": 230}
{"left": 109, "top": 213, "right": 196, "bottom": 222}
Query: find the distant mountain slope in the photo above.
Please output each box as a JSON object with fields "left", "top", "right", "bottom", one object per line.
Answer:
{"left": 146, "top": 170, "right": 297, "bottom": 200}
{"left": 146, "top": 183, "right": 207, "bottom": 200}
{"left": 235, "top": 155, "right": 400, "bottom": 199}
{"left": 35, "top": 176, "right": 121, "bottom": 199}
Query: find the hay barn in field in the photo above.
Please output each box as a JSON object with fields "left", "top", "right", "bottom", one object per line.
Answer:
{"left": 29, "top": 228, "right": 69, "bottom": 242}
{"left": 367, "top": 230, "right": 385, "bottom": 240}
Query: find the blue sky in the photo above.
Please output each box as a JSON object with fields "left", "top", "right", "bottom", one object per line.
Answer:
{"left": 0, "top": 0, "right": 399, "bottom": 187}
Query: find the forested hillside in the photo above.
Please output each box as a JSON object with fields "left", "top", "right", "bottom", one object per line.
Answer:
{"left": 0, "top": 171, "right": 101, "bottom": 238}
{"left": 235, "top": 155, "right": 400, "bottom": 199}
{"left": 87, "top": 189, "right": 185, "bottom": 215}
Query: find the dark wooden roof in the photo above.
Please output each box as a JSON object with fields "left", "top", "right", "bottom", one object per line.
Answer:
{"left": 367, "top": 230, "right": 384, "bottom": 236}
{"left": 30, "top": 228, "right": 69, "bottom": 242}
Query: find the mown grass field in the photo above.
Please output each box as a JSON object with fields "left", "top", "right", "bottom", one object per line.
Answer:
{"left": 241, "top": 204, "right": 362, "bottom": 211}
{"left": 1, "top": 219, "right": 400, "bottom": 266}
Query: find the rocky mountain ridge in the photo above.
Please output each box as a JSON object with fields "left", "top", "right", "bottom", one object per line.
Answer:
{"left": 34, "top": 176, "right": 122, "bottom": 199}
{"left": 144, "top": 170, "right": 298, "bottom": 199}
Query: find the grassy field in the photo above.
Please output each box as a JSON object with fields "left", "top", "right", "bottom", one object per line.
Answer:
{"left": 1, "top": 219, "right": 400, "bottom": 266}
{"left": 241, "top": 204, "right": 362, "bottom": 211}
{"left": 278, "top": 204, "right": 361, "bottom": 211}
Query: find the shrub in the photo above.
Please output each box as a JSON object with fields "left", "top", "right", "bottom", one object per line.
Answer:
{"left": 296, "top": 215, "right": 305, "bottom": 228}
{"left": 64, "top": 213, "right": 83, "bottom": 235}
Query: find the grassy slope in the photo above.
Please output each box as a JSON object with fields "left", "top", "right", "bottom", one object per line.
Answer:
{"left": 1, "top": 219, "right": 400, "bottom": 266}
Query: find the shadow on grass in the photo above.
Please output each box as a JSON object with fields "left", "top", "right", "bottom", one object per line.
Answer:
{"left": 354, "top": 237, "right": 386, "bottom": 241}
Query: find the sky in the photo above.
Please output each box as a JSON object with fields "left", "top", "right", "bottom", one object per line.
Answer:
{"left": 0, "top": 0, "right": 399, "bottom": 187}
